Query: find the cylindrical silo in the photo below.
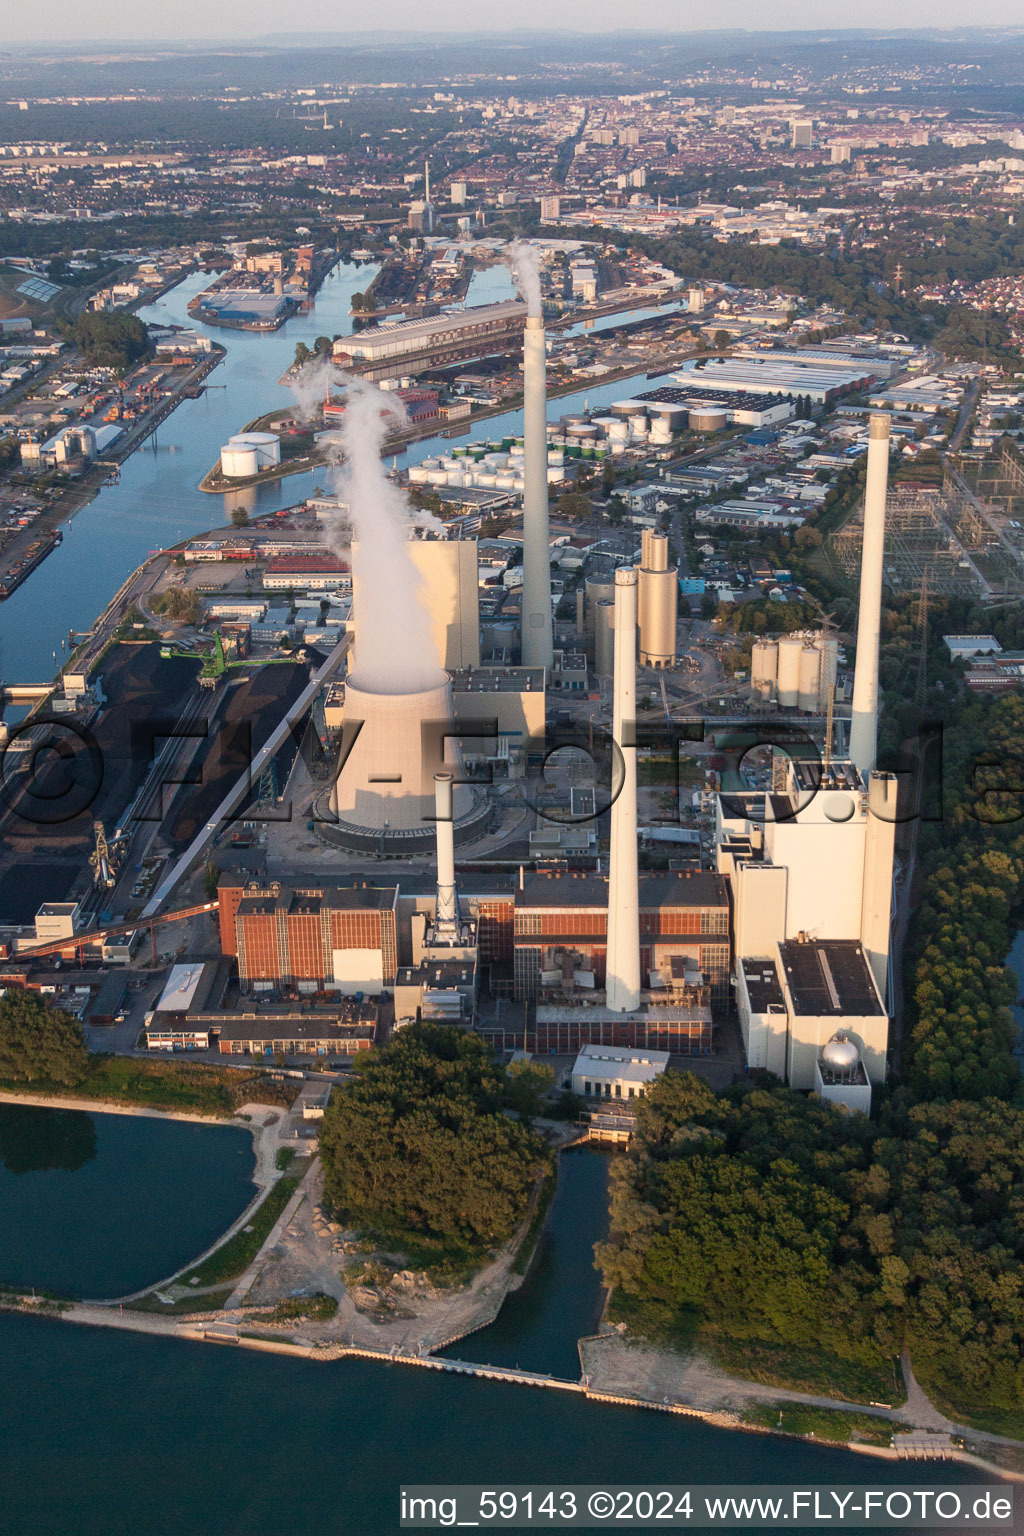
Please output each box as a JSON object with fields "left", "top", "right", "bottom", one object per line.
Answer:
{"left": 751, "top": 638, "right": 768, "bottom": 697}
{"left": 798, "top": 644, "right": 821, "bottom": 713}
{"left": 776, "top": 635, "right": 804, "bottom": 709}
{"left": 637, "top": 530, "right": 677, "bottom": 669}
{"left": 760, "top": 638, "right": 778, "bottom": 700}
{"left": 594, "top": 599, "right": 615, "bottom": 676}
{"left": 585, "top": 575, "right": 616, "bottom": 635}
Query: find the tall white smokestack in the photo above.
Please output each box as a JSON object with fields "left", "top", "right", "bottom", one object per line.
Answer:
{"left": 521, "top": 314, "right": 553, "bottom": 670}
{"left": 432, "top": 771, "right": 460, "bottom": 939}
{"left": 849, "top": 413, "right": 890, "bottom": 778}
{"left": 606, "top": 567, "right": 640, "bottom": 1013}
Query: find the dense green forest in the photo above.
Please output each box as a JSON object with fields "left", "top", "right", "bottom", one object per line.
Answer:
{"left": 0, "top": 991, "right": 88, "bottom": 1087}
{"left": 318, "top": 1025, "right": 550, "bottom": 1266}
{"left": 63, "top": 311, "right": 150, "bottom": 371}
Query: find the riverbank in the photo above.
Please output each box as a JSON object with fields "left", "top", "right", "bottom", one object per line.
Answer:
{"left": 210, "top": 346, "right": 700, "bottom": 495}
{"left": 0, "top": 1095, "right": 1021, "bottom": 1481}
{"left": 3, "top": 1289, "right": 1019, "bottom": 1481}
{"left": 0, "top": 344, "right": 225, "bottom": 604}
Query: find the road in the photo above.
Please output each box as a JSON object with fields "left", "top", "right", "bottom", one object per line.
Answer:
{"left": 949, "top": 376, "right": 981, "bottom": 453}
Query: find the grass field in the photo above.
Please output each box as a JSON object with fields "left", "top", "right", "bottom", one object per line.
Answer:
{"left": 0, "top": 1056, "right": 297, "bottom": 1117}
{"left": 742, "top": 1403, "right": 894, "bottom": 1446}
{"left": 182, "top": 1177, "right": 300, "bottom": 1288}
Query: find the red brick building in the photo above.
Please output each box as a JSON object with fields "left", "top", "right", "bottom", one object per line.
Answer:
{"left": 218, "top": 876, "right": 398, "bottom": 993}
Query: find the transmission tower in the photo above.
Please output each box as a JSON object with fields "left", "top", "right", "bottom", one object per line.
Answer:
{"left": 915, "top": 567, "right": 931, "bottom": 708}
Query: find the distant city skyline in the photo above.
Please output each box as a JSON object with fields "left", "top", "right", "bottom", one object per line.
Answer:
{"left": 6, "top": 9, "right": 1024, "bottom": 43}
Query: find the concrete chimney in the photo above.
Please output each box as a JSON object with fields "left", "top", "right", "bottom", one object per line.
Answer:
{"left": 432, "top": 771, "right": 460, "bottom": 937}
{"left": 606, "top": 567, "right": 641, "bottom": 1012}
{"left": 521, "top": 316, "right": 553, "bottom": 670}
{"left": 849, "top": 413, "right": 890, "bottom": 778}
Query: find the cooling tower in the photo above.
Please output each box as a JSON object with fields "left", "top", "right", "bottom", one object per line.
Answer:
{"left": 521, "top": 316, "right": 554, "bottom": 670}
{"left": 606, "top": 568, "right": 641, "bottom": 1013}
{"left": 849, "top": 414, "right": 891, "bottom": 778}
{"left": 637, "top": 530, "right": 678, "bottom": 669}
{"left": 328, "top": 675, "right": 473, "bottom": 836}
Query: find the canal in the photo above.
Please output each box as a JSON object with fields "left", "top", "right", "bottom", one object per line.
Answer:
{"left": 0, "top": 260, "right": 669, "bottom": 683}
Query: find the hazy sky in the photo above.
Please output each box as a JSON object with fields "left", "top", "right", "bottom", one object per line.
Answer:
{"left": 7, "top": 4, "right": 1024, "bottom": 43}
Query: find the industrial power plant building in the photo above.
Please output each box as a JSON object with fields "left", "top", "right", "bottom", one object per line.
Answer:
{"left": 333, "top": 301, "right": 527, "bottom": 368}
{"left": 674, "top": 354, "right": 885, "bottom": 407}
{"left": 218, "top": 878, "right": 399, "bottom": 995}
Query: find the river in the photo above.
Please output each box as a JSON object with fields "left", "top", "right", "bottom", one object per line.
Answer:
{"left": 0, "top": 1112, "right": 992, "bottom": 1534}
{"left": 0, "top": 1102, "right": 256, "bottom": 1297}
{"left": 0, "top": 259, "right": 671, "bottom": 683}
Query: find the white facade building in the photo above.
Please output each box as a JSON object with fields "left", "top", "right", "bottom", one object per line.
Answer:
{"left": 571, "top": 1043, "right": 669, "bottom": 1101}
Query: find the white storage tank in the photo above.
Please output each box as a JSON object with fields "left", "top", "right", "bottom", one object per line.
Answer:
{"left": 798, "top": 645, "right": 821, "bottom": 713}
{"left": 220, "top": 443, "right": 259, "bottom": 479}
{"left": 776, "top": 635, "right": 804, "bottom": 708}
{"left": 230, "top": 430, "right": 281, "bottom": 469}
{"left": 688, "top": 407, "right": 728, "bottom": 433}
{"left": 408, "top": 466, "right": 431, "bottom": 484}
{"left": 649, "top": 418, "right": 673, "bottom": 445}
{"left": 547, "top": 465, "right": 565, "bottom": 484}
{"left": 608, "top": 418, "right": 629, "bottom": 441}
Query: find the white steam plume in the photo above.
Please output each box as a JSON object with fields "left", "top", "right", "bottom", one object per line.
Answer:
{"left": 507, "top": 240, "right": 542, "bottom": 319}
{"left": 288, "top": 355, "right": 336, "bottom": 425}
{"left": 288, "top": 363, "right": 444, "bottom": 695}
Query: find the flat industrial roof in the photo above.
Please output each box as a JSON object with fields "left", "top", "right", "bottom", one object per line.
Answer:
{"left": 155, "top": 962, "right": 209, "bottom": 1015}
{"left": 234, "top": 883, "right": 398, "bottom": 916}
{"left": 739, "top": 956, "right": 786, "bottom": 1014}
{"left": 518, "top": 869, "right": 728, "bottom": 909}
{"left": 778, "top": 939, "right": 883, "bottom": 1017}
